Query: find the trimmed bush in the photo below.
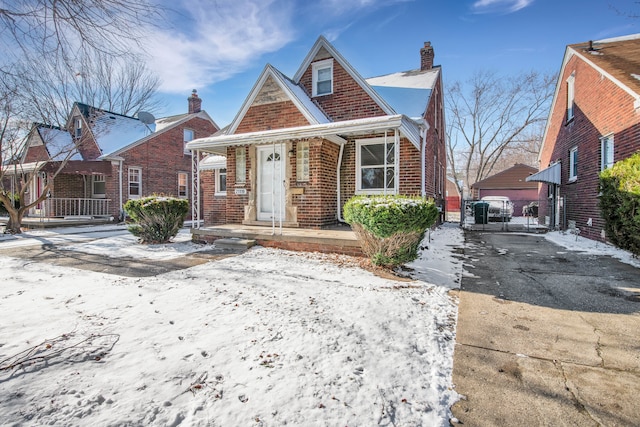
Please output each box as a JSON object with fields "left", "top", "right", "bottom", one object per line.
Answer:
{"left": 124, "top": 195, "right": 189, "bottom": 244}
{"left": 343, "top": 195, "right": 439, "bottom": 267}
{"left": 599, "top": 152, "right": 640, "bottom": 256}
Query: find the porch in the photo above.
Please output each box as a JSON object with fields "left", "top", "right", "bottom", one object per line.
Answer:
{"left": 191, "top": 224, "right": 363, "bottom": 256}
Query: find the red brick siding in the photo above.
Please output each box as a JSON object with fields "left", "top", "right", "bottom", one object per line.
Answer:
{"left": 236, "top": 101, "right": 310, "bottom": 133}
{"left": 117, "top": 116, "right": 217, "bottom": 218}
{"left": 201, "top": 169, "right": 227, "bottom": 225}
{"left": 538, "top": 54, "right": 640, "bottom": 241}
{"left": 298, "top": 60, "right": 386, "bottom": 122}
{"left": 291, "top": 138, "right": 339, "bottom": 228}
{"left": 224, "top": 146, "right": 251, "bottom": 224}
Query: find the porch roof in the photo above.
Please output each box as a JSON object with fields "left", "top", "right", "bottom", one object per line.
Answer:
{"left": 526, "top": 162, "right": 561, "bottom": 185}
{"left": 186, "top": 114, "right": 422, "bottom": 155}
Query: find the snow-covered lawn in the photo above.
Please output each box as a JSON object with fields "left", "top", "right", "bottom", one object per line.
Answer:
{"left": 0, "top": 225, "right": 463, "bottom": 426}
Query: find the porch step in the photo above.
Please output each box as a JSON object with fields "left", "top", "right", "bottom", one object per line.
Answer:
{"left": 214, "top": 238, "right": 256, "bottom": 250}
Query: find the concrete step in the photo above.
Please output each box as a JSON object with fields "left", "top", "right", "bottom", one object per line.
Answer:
{"left": 214, "top": 237, "right": 256, "bottom": 250}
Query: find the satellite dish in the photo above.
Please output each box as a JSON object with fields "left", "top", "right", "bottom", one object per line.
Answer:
{"left": 138, "top": 111, "right": 156, "bottom": 125}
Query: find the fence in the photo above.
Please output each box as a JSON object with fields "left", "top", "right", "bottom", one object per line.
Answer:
{"left": 461, "top": 198, "right": 552, "bottom": 232}
{"left": 39, "top": 198, "right": 112, "bottom": 218}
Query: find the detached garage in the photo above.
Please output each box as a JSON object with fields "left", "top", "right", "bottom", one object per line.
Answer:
{"left": 470, "top": 164, "right": 538, "bottom": 217}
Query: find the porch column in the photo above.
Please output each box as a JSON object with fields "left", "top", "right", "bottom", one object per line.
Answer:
{"left": 191, "top": 150, "right": 200, "bottom": 229}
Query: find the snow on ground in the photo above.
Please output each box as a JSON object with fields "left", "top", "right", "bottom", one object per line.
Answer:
{"left": 0, "top": 224, "right": 464, "bottom": 426}
{"left": 545, "top": 230, "right": 640, "bottom": 269}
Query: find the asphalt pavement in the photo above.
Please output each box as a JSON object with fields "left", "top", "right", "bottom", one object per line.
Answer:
{"left": 451, "top": 231, "right": 640, "bottom": 426}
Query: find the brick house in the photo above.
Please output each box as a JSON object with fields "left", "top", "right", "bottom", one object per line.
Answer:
{"left": 471, "top": 163, "right": 539, "bottom": 216}
{"left": 188, "top": 36, "right": 446, "bottom": 233}
{"left": 527, "top": 34, "right": 640, "bottom": 240}
{"left": 16, "top": 91, "right": 218, "bottom": 220}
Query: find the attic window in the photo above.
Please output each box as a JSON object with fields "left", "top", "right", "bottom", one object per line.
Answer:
{"left": 566, "top": 73, "right": 575, "bottom": 123}
{"left": 312, "top": 59, "right": 333, "bottom": 97}
{"left": 74, "top": 117, "right": 82, "bottom": 138}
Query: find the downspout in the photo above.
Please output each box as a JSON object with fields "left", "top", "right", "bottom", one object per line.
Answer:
{"left": 336, "top": 141, "right": 346, "bottom": 223}
{"left": 420, "top": 124, "right": 430, "bottom": 198}
{"left": 118, "top": 159, "right": 123, "bottom": 221}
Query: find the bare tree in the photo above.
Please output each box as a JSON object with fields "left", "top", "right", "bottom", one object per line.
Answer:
{"left": 446, "top": 70, "right": 556, "bottom": 196}
{"left": 0, "top": 0, "right": 164, "bottom": 234}
{"left": 0, "top": 0, "right": 161, "bottom": 61}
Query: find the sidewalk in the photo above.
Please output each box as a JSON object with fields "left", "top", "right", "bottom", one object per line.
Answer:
{"left": 451, "top": 231, "right": 640, "bottom": 426}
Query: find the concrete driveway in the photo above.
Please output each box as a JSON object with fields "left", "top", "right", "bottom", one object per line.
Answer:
{"left": 451, "top": 231, "right": 640, "bottom": 426}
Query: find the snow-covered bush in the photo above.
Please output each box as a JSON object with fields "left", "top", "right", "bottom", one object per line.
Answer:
{"left": 343, "top": 195, "right": 438, "bottom": 267}
{"left": 124, "top": 195, "right": 189, "bottom": 244}
{"left": 599, "top": 153, "right": 640, "bottom": 256}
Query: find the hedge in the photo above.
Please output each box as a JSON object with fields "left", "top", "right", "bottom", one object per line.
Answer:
{"left": 124, "top": 195, "right": 189, "bottom": 244}
{"left": 599, "top": 152, "right": 640, "bottom": 256}
{"left": 343, "top": 195, "right": 439, "bottom": 267}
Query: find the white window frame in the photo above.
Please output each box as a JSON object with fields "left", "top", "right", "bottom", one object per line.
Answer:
{"left": 235, "top": 147, "right": 246, "bottom": 184}
{"left": 74, "top": 117, "right": 82, "bottom": 138}
{"left": 296, "top": 141, "right": 310, "bottom": 182}
{"left": 92, "top": 174, "right": 106, "bottom": 198}
{"left": 569, "top": 146, "right": 578, "bottom": 182}
{"left": 312, "top": 59, "right": 333, "bottom": 97}
{"left": 128, "top": 167, "right": 142, "bottom": 199}
{"left": 355, "top": 136, "right": 399, "bottom": 195}
{"left": 215, "top": 168, "right": 227, "bottom": 196}
{"left": 566, "top": 73, "right": 575, "bottom": 122}
{"left": 178, "top": 172, "right": 188, "bottom": 198}
{"left": 183, "top": 129, "right": 195, "bottom": 154}
{"left": 600, "top": 134, "right": 614, "bottom": 171}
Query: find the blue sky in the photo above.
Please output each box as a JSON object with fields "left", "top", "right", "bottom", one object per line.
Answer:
{"left": 151, "top": 0, "right": 639, "bottom": 126}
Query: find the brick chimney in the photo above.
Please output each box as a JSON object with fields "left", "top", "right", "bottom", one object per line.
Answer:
{"left": 188, "top": 89, "right": 202, "bottom": 114}
{"left": 420, "top": 42, "right": 434, "bottom": 71}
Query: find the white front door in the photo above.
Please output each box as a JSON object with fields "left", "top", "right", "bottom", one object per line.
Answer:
{"left": 257, "top": 145, "right": 285, "bottom": 221}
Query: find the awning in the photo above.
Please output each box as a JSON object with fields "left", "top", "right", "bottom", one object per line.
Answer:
{"left": 526, "top": 162, "right": 561, "bottom": 185}
{"left": 199, "top": 155, "right": 226, "bottom": 170}
{"left": 186, "top": 114, "right": 423, "bottom": 155}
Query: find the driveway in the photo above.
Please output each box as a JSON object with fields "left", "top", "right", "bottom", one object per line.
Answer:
{"left": 451, "top": 231, "right": 640, "bottom": 426}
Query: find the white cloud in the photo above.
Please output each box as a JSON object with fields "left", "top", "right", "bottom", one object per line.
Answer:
{"left": 472, "top": 0, "right": 533, "bottom": 14}
{"left": 144, "top": 0, "right": 296, "bottom": 93}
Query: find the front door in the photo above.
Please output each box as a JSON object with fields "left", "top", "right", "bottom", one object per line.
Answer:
{"left": 257, "top": 145, "right": 285, "bottom": 221}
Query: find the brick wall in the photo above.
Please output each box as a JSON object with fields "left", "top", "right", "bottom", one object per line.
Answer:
{"left": 201, "top": 169, "right": 226, "bottom": 225}
{"left": 538, "top": 54, "right": 640, "bottom": 241}
{"left": 116, "top": 116, "right": 217, "bottom": 218}
{"left": 298, "top": 54, "right": 387, "bottom": 122}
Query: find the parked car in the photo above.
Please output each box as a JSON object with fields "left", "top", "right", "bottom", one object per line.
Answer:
{"left": 481, "top": 196, "right": 513, "bottom": 221}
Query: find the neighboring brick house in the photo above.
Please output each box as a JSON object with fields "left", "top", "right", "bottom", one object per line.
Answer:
{"left": 188, "top": 36, "right": 447, "bottom": 231}
{"left": 471, "top": 163, "right": 538, "bottom": 216}
{"left": 17, "top": 91, "right": 219, "bottom": 220}
{"left": 527, "top": 34, "right": 640, "bottom": 240}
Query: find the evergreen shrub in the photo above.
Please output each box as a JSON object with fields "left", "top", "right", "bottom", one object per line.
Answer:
{"left": 599, "top": 152, "right": 640, "bottom": 256}
{"left": 343, "top": 195, "right": 439, "bottom": 267}
{"left": 124, "top": 195, "right": 189, "bottom": 244}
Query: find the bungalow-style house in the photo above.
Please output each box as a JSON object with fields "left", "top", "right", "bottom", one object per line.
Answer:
{"left": 188, "top": 36, "right": 447, "bottom": 244}
{"left": 527, "top": 34, "right": 640, "bottom": 240}
{"left": 471, "top": 163, "right": 539, "bottom": 216}
{"left": 15, "top": 91, "right": 218, "bottom": 220}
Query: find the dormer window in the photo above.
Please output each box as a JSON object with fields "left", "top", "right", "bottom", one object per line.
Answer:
{"left": 74, "top": 117, "right": 82, "bottom": 138}
{"left": 312, "top": 59, "right": 333, "bottom": 97}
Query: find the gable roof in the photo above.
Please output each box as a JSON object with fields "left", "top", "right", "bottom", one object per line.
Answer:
{"left": 539, "top": 33, "right": 640, "bottom": 162}
{"left": 36, "top": 125, "right": 83, "bottom": 161}
{"left": 68, "top": 102, "right": 217, "bottom": 160}
{"left": 225, "top": 64, "right": 330, "bottom": 135}
{"left": 292, "top": 36, "right": 395, "bottom": 116}
{"left": 471, "top": 163, "right": 539, "bottom": 190}
{"left": 366, "top": 68, "right": 440, "bottom": 119}
{"left": 568, "top": 34, "right": 640, "bottom": 98}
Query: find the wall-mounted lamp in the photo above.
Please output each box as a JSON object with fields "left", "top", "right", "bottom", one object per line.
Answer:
{"left": 288, "top": 148, "right": 296, "bottom": 157}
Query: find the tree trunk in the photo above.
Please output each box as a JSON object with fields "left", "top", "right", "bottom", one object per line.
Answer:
{"left": 4, "top": 208, "right": 23, "bottom": 234}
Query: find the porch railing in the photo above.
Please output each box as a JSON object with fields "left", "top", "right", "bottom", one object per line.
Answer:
{"left": 36, "top": 198, "right": 112, "bottom": 218}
